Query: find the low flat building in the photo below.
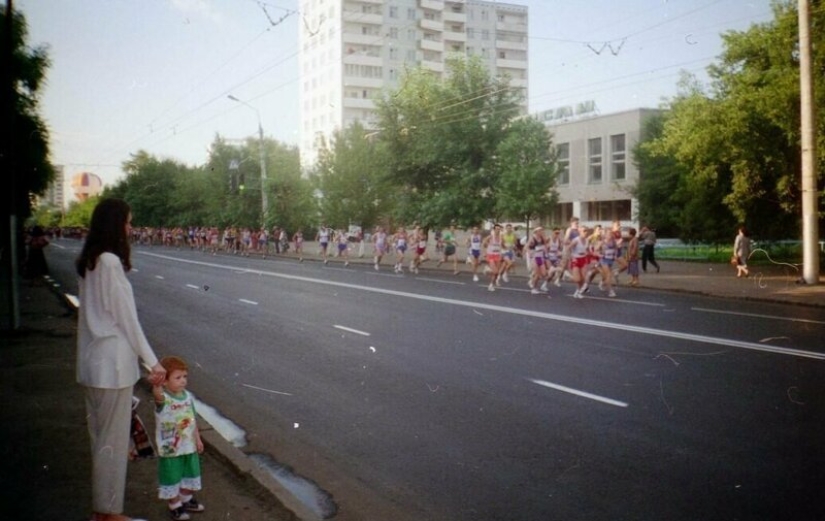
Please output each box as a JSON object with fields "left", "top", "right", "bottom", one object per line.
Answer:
{"left": 542, "top": 107, "right": 662, "bottom": 230}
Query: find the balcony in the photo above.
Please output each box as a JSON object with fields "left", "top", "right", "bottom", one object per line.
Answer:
{"left": 343, "top": 97, "right": 376, "bottom": 110}
{"left": 496, "top": 38, "right": 527, "bottom": 51}
{"left": 343, "top": 53, "right": 383, "bottom": 67}
{"left": 443, "top": 10, "right": 466, "bottom": 23}
{"left": 343, "top": 10, "right": 383, "bottom": 25}
{"left": 419, "top": 18, "right": 443, "bottom": 32}
{"left": 443, "top": 30, "right": 466, "bottom": 43}
{"left": 419, "top": 38, "right": 443, "bottom": 52}
{"left": 419, "top": 0, "right": 444, "bottom": 11}
{"left": 343, "top": 32, "right": 384, "bottom": 46}
{"left": 496, "top": 58, "right": 527, "bottom": 69}
{"left": 343, "top": 77, "right": 384, "bottom": 89}
{"left": 421, "top": 59, "right": 445, "bottom": 73}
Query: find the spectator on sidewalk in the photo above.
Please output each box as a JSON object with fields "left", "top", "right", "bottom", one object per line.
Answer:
{"left": 153, "top": 356, "right": 206, "bottom": 520}
{"left": 76, "top": 198, "right": 167, "bottom": 521}
{"left": 640, "top": 226, "right": 660, "bottom": 273}
{"left": 23, "top": 225, "right": 50, "bottom": 280}
{"left": 733, "top": 225, "right": 751, "bottom": 278}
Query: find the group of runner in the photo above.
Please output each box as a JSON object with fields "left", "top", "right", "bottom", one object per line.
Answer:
{"left": 128, "top": 219, "right": 643, "bottom": 299}
{"left": 357, "top": 218, "right": 641, "bottom": 298}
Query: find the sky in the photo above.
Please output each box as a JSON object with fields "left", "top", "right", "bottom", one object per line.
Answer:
{"left": 16, "top": 0, "right": 776, "bottom": 203}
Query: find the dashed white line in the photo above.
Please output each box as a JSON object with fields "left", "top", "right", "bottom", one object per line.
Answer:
{"left": 186, "top": 284, "right": 200, "bottom": 289}
{"left": 239, "top": 299, "right": 258, "bottom": 306}
{"left": 155, "top": 275, "right": 164, "bottom": 280}
{"left": 334, "top": 325, "right": 371, "bottom": 336}
{"left": 528, "top": 378, "right": 629, "bottom": 408}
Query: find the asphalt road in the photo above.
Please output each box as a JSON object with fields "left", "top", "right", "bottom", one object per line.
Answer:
{"left": 46, "top": 242, "right": 825, "bottom": 521}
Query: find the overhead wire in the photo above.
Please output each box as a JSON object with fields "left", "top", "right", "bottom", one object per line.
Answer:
{"left": 94, "top": 1, "right": 782, "bottom": 170}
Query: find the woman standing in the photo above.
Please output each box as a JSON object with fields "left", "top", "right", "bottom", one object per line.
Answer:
{"left": 76, "top": 198, "right": 166, "bottom": 521}
{"left": 734, "top": 226, "right": 751, "bottom": 278}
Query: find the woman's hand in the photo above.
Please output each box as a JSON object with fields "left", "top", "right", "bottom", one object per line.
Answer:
{"left": 148, "top": 363, "right": 167, "bottom": 386}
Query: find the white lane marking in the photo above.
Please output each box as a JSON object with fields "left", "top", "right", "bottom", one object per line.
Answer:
{"left": 239, "top": 299, "right": 258, "bottom": 305}
{"left": 571, "top": 294, "right": 665, "bottom": 307}
{"left": 334, "top": 325, "right": 371, "bottom": 336}
{"left": 139, "top": 252, "right": 825, "bottom": 360}
{"left": 49, "top": 242, "right": 67, "bottom": 249}
{"left": 528, "top": 378, "right": 629, "bottom": 408}
{"left": 692, "top": 307, "right": 825, "bottom": 326}
{"left": 65, "top": 294, "right": 80, "bottom": 309}
{"left": 155, "top": 275, "right": 164, "bottom": 279}
{"left": 416, "top": 277, "right": 465, "bottom": 285}
{"left": 241, "top": 383, "right": 293, "bottom": 396}
{"left": 132, "top": 268, "right": 139, "bottom": 272}
{"left": 186, "top": 284, "right": 200, "bottom": 289}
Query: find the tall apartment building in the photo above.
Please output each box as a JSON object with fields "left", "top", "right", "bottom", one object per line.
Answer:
{"left": 298, "top": 0, "right": 529, "bottom": 170}
{"left": 40, "top": 164, "right": 66, "bottom": 209}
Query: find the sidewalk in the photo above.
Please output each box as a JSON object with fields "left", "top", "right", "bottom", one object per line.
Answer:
{"left": 0, "top": 278, "right": 302, "bottom": 521}
{"left": 2, "top": 250, "right": 822, "bottom": 520}
{"left": 277, "top": 240, "right": 825, "bottom": 308}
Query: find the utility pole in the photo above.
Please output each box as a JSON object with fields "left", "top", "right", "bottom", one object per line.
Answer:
{"left": 3, "top": 0, "right": 21, "bottom": 330}
{"left": 228, "top": 95, "right": 269, "bottom": 229}
{"left": 798, "top": 0, "right": 820, "bottom": 285}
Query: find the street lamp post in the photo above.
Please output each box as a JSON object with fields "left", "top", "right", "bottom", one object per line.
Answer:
{"left": 228, "top": 95, "right": 269, "bottom": 228}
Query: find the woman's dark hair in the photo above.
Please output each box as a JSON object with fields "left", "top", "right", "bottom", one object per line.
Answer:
{"left": 76, "top": 198, "right": 132, "bottom": 277}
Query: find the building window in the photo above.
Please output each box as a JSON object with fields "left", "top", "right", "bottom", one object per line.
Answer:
{"left": 482, "top": 29, "right": 489, "bottom": 40}
{"left": 466, "top": 27, "right": 474, "bottom": 39}
{"left": 389, "top": 27, "right": 398, "bottom": 39}
{"left": 499, "top": 50, "right": 506, "bottom": 59}
{"left": 556, "top": 143, "right": 570, "bottom": 185}
{"left": 588, "top": 137, "right": 602, "bottom": 183}
{"left": 389, "top": 6, "right": 398, "bottom": 18}
{"left": 408, "top": 8, "right": 416, "bottom": 20}
{"left": 611, "top": 134, "right": 626, "bottom": 180}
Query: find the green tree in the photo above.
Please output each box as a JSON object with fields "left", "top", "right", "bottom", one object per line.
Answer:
{"left": 61, "top": 196, "right": 99, "bottom": 228}
{"left": 2, "top": 5, "right": 54, "bottom": 293}
{"left": 639, "top": 1, "right": 825, "bottom": 242}
{"left": 374, "top": 55, "right": 523, "bottom": 228}
{"left": 494, "top": 118, "right": 558, "bottom": 225}
{"left": 632, "top": 111, "right": 688, "bottom": 238}
{"left": 310, "top": 122, "right": 391, "bottom": 230}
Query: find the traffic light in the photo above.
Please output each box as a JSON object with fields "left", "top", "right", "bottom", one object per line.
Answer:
{"left": 238, "top": 173, "right": 246, "bottom": 191}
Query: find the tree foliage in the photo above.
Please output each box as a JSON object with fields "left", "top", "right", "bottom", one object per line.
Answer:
{"left": 635, "top": 1, "right": 825, "bottom": 242}
{"left": 310, "top": 122, "right": 391, "bottom": 230}
{"left": 494, "top": 118, "right": 558, "bottom": 225}
{"left": 373, "top": 56, "right": 554, "bottom": 228}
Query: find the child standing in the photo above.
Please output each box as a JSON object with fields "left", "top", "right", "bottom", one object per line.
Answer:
{"left": 153, "top": 356, "right": 205, "bottom": 520}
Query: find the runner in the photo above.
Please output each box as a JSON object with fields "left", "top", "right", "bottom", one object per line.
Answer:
{"left": 525, "top": 226, "right": 549, "bottom": 295}
{"left": 437, "top": 224, "right": 460, "bottom": 275}
{"left": 372, "top": 226, "right": 387, "bottom": 270}
{"left": 482, "top": 224, "right": 504, "bottom": 291}
{"left": 335, "top": 228, "right": 350, "bottom": 266}
{"left": 499, "top": 224, "right": 519, "bottom": 283}
{"left": 411, "top": 226, "right": 428, "bottom": 274}
{"left": 316, "top": 225, "right": 331, "bottom": 264}
{"left": 546, "top": 227, "right": 564, "bottom": 287}
{"left": 392, "top": 227, "right": 408, "bottom": 273}
{"left": 570, "top": 226, "right": 593, "bottom": 298}
{"left": 293, "top": 230, "right": 304, "bottom": 261}
{"left": 466, "top": 226, "right": 483, "bottom": 282}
